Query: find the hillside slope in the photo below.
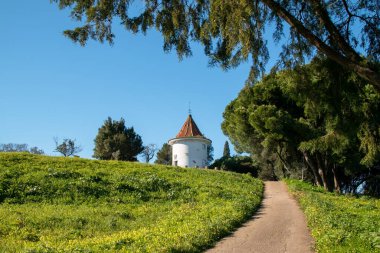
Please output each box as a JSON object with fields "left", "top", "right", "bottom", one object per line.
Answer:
{"left": 285, "top": 179, "right": 380, "bottom": 253}
{"left": 0, "top": 153, "right": 263, "bottom": 252}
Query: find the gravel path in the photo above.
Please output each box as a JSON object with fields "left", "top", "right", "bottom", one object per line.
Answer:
{"left": 206, "top": 181, "right": 314, "bottom": 253}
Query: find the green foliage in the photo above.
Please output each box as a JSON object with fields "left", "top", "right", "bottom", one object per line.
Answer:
{"left": 223, "top": 141, "right": 230, "bottom": 158}
{"left": 222, "top": 57, "right": 380, "bottom": 194}
{"left": 0, "top": 152, "right": 263, "bottom": 252}
{"left": 93, "top": 117, "right": 144, "bottom": 161}
{"left": 51, "top": 0, "right": 380, "bottom": 89}
{"left": 285, "top": 179, "right": 380, "bottom": 253}
{"left": 207, "top": 144, "right": 214, "bottom": 165}
{"left": 154, "top": 143, "right": 172, "bottom": 165}
{"left": 210, "top": 156, "right": 257, "bottom": 177}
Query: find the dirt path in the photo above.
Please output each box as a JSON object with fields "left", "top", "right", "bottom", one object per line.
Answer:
{"left": 206, "top": 181, "right": 314, "bottom": 253}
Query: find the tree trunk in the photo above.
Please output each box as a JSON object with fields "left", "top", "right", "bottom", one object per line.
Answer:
{"left": 261, "top": 0, "right": 380, "bottom": 92}
{"left": 315, "top": 154, "right": 330, "bottom": 191}
{"left": 318, "top": 168, "right": 329, "bottom": 191}
{"left": 303, "top": 152, "right": 323, "bottom": 186}
{"left": 316, "top": 153, "right": 335, "bottom": 191}
{"left": 281, "top": 166, "right": 287, "bottom": 178}
{"left": 275, "top": 149, "right": 291, "bottom": 176}
{"left": 267, "top": 160, "right": 278, "bottom": 180}
{"left": 332, "top": 165, "right": 341, "bottom": 193}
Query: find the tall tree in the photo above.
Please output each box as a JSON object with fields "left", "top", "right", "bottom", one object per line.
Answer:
{"left": 93, "top": 117, "right": 144, "bottom": 161}
{"left": 223, "top": 141, "right": 231, "bottom": 158}
{"left": 141, "top": 144, "right": 158, "bottom": 163}
{"left": 54, "top": 138, "right": 82, "bottom": 157}
{"left": 155, "top": 143, "right": 172, "bottom": 165}
{"left": 52, "top": 0, "right": 380, "bottom": 90}
{"left": 222, "top": 56, "right": 380, "bottom": 195}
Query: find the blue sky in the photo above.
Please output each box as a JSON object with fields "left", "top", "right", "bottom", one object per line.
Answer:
{"left": 0, "top": 1, "right": 281, "bottom": 161}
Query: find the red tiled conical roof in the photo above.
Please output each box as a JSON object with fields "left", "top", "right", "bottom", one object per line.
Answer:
{"left": 176, "top": 114, "right": 204, "bottom": 138}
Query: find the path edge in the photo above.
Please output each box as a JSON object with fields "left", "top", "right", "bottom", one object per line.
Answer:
{"left": 282, "top": 180, "right": 316, "bottom": 252}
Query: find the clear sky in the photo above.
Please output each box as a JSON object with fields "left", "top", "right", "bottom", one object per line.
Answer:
{"left": 0, "top": 1, "right": 280, "bottom": 161}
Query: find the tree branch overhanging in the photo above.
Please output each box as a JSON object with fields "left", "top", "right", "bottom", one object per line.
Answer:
{"left": 260, "top": 0, "right": 380, "bottom": 92}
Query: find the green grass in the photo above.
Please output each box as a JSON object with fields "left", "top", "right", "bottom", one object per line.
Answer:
{"left": 0, "top": 153, "right": 263, "bottom": 252}
{"left": 285, "top": 179, "right": 380, "bottom": 253}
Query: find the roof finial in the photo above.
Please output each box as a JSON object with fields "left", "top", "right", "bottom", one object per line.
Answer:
{"left": 188, "top": 101, "right": 192, "bottom": 115}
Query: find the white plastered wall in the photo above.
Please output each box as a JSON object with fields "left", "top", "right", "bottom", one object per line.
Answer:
{"left": 169, "top": 138, "right": 210, "bottom": 168}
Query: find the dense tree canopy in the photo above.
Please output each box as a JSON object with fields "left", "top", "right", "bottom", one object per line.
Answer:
{"left": 210, "top": 155, "right": 258, "bottom": 176}
{"left": 52, "top": 0, "right": 380, "bottom": 90}
{"left": 222, "top": 56, "right": 380, "bottom": 195}
{"left": 93, "top": 117, "right": 144, "bottom": 161}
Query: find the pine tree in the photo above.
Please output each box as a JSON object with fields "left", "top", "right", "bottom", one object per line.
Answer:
{"left": 222, "top": 57, "right": 380, "bottom": 195}
{"left": 223, "top": 141, "right": 230, "bottom": 158}
{"left": 93, "top": 117, "right": 144, "bottom": 161}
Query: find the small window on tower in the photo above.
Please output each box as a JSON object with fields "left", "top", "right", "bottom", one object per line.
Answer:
{"left": 202, "top": 144, "right": 206, "bottom": 149}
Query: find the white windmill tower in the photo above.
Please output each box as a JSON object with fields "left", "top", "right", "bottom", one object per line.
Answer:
{"left": 168, "top": 114, "right": 211, "bottom": 168}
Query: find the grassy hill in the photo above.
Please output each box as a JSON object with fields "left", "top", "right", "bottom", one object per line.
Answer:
{"left": 0, "top": 153, "right": 263, "bottom": 252}
{"left": 285, "top": 179, "right": 380, "bottom": 253}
